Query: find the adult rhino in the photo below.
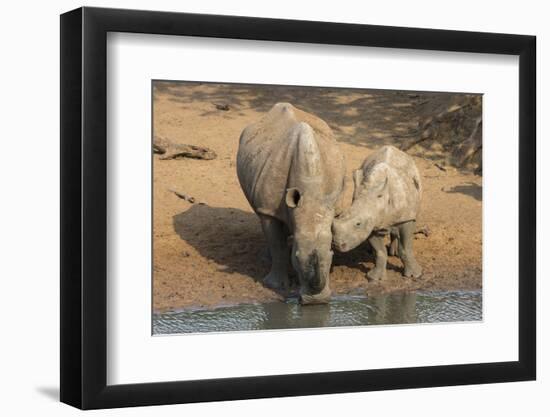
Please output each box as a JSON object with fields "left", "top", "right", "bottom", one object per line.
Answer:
{"left": 237, "top": 103, "right": 345, "bottom": 304}
{"left": 332, "top": 145, "right": 423, "bottom": 280}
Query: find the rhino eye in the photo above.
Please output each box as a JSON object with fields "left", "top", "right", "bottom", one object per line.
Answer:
{"left": 355, "top": 222, "right": 362, "bottom": 227}
{"left": 377, "top": 194, "right": 383, "bottom": 198}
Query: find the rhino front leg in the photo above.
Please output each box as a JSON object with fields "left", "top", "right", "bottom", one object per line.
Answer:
{"left": 259, "top": 215, "right": 289, "bottom": 292}
{"left": 367, "top": 233, "right": 387, "bottom": 281}
{"left": 398, "top": 220, "right": 422, "bottom": 278}
{"left": 388, "top": 228, "right": 399, "bottom": 257}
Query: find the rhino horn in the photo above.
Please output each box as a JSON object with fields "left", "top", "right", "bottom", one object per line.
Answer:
{"left": 292, "top": 122, "right": 322, "bottom": 180}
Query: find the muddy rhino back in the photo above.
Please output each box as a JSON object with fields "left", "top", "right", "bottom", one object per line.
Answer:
{"left": 236, "top": 103, "right": 344, "bottom": 222}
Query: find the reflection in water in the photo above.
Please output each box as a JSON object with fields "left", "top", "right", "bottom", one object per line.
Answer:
{"left": 153, "top": 290, "right": 482, "bottom": 335}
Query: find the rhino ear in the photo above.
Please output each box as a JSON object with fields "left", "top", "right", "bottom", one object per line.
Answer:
{"left": 285, "top": 187, "right": 302, "bottom": 208}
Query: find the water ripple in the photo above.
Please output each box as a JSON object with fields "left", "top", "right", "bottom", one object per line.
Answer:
{"left": 153, "top": 290, "right": 482, "bottom": 335}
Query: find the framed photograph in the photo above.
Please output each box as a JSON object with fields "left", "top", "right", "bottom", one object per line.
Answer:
{"left": 60, "top": 6, "right": 536, "bottom": 409}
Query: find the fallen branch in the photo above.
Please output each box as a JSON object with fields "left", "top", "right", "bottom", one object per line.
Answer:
{"left": 402, "top": 99, "right": 478, "bottom": 152}
{"left": 452, "top": 117, "right": 482, "bottom": 167}
{"left": 153, "top": 143, "right": 166, "bottom": 154}
{"left": 400, "top": 126, "right": 435, "bottom": 151}
{"left": 153, "top": 135, "right": 170, "bottom": 154}
{"left": 434, "top": 163, "right": 447, "bottom": 172}
{"left": 170, "top": 189, "right": 196, "bottom": 203}
{"left": 160, "top": 144, "right": 217, "bottom": 160}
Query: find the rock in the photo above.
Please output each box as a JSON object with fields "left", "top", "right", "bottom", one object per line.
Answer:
{"left": 214, "top": 103, "right": 230, "bottom": 111}
{"left": 414, "top": 225, "right": 431, "bottom": 237}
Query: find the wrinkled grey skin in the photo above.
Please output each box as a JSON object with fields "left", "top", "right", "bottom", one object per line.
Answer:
{"left": 332, "top": 146, "right": 423, "bottom": 280}
{"left": 237, "top": 103, "right": 345, "bottom": 304}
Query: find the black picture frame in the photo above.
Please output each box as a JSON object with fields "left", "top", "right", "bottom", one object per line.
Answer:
{"left": 60, "top": 6, "right": 536, "bottom": 410}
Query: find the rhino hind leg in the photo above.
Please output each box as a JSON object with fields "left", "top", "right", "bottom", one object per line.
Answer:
{"left": 398, "top": 220, "right": 423, "bottom": 278}
{"left": 388, "top": 228, "right": 399, "bottom": 257}
{"left": 366, "top": 233, "right": 387, "bottom": 281}
{"left": 259, "top": 215, "right": 289, "bottom": 292}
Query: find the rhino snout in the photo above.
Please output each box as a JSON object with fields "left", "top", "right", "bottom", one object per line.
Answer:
{"left": 294, "top": 248, "right": 332, "bottom": 304}
{"left": 332, "top": 233, "right": 351, "bottom": 252}
{"left": 333, "top": 239, "right": 348, "bottom": 252}
{"left": 300, "top": 284, "right": 332, "bottom": 305}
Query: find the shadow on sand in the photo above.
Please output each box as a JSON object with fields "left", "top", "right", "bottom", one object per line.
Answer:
{"left": 154, "top": 81, "right": 481, "bottom": 166}
{"left": 173, "top": 204, "right": 402, "bottom": 285}
{"left": 445, "top": 182, "right": 482, "bottom": 201}
{"left": 173, "top": 205, "right": 266, "bottom": 282}
{"left": 155, "top": 81, "right": 422, "bottom": 149}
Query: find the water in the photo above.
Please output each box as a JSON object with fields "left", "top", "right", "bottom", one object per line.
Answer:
{"left": 153, "top": 290, "right": 482, "bottom": 335}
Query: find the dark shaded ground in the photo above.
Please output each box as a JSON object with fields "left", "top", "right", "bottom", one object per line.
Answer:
{"left": 173, "top": 205, "right": 265, "bottom": 281}
{"left": 154, "top": 81, "right": 480, "bottom": 164}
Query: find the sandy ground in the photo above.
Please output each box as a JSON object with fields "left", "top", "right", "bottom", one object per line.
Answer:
{"left": 153, "top": 82, "right": 482, "bottom": 312}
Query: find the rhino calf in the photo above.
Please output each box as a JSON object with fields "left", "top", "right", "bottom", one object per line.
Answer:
{"left": 332, "top": 145, "right": 423, "bottom": 280}
{"left": 237, "top": 103, "right": 345, "bottom": 304}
